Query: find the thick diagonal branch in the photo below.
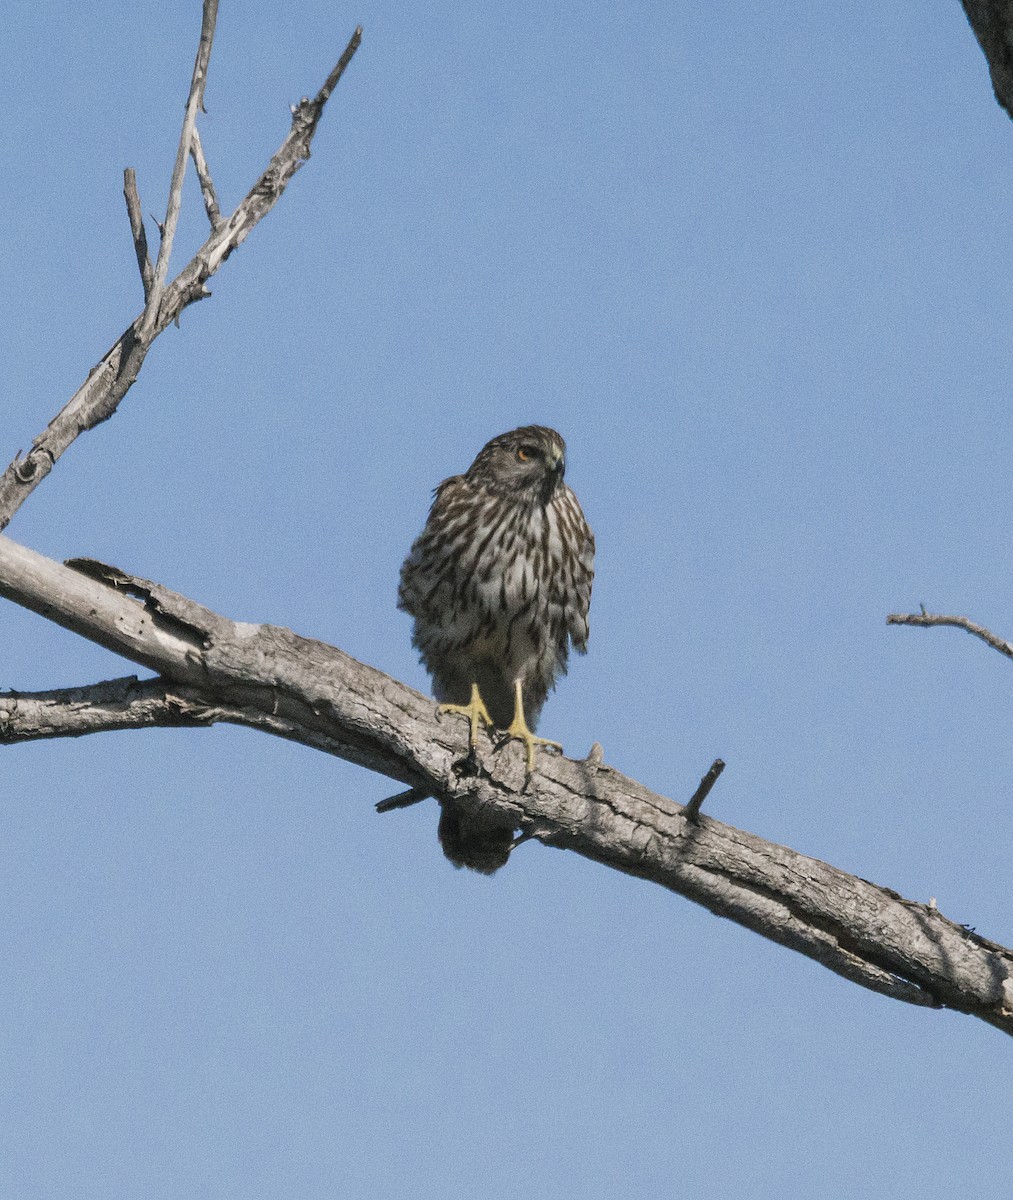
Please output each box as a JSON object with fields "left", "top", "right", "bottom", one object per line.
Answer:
{"left": 0, "top": 26, "right": 362, "bottom": 534}
{"left": 1, "top": 534, "right": 1011, "bottom": 1036}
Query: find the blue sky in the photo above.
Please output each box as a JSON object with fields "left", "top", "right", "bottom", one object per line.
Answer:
{"left": 2, "top": 1, "right": 1012, "bottom": 1196}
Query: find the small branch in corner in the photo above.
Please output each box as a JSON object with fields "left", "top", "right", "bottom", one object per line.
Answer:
{"left": 886, "top": 610, "right": 1013, "bottom": 661}
{"left": 684, "top": 758, "right": 725, "bottom": 823}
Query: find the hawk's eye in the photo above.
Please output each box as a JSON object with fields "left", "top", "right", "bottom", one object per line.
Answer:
{"left": 517, "top": 445, "right": 537, "bottom": 462}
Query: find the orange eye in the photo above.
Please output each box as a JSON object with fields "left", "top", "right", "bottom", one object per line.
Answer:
{"left": 517, "top": 448, "right": 529, "bottom": 461}
{"left": 517, "top": 445, "right": 537, "bottom": 462}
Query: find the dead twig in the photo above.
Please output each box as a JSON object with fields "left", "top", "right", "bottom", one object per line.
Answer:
{"left": 376, "top": 788, "right": 429, "bottom": 813}
{"left": 886, "top": 610, "right": 1013, "bottom": 661}
{"left": 140, "top": 0, "right": 219, "bottom": 339}
{"left": 190, "top": 126, "right": 223, "bottom": 230}
{"left": 684, "top": 758, "right": 725, "bottom": 822}
{"left": 0, "top": 25, "right": 362, "bottom": 533}
{"left": 122, "top": 168, "right": 154, "bottom": 299}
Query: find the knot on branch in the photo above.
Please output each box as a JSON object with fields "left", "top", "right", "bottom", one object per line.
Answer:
{"left": 12, "top": 449, "right": 53, "bottom": 485}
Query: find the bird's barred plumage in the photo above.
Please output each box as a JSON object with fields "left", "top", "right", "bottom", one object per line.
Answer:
{"left": 398, "top": 425, "right": 595, "bottom": 872}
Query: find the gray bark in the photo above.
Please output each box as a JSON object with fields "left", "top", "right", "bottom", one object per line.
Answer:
{"left": 3, "top": 534, "right": 1012, "bottom": 1036}
{"left": 5, "top": 4, "right": 1013, "bottom": 1044}
{"left": 0, "top": 26, "right": 362, "bottom": 534}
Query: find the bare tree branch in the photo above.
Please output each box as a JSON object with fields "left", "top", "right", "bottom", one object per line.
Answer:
{"left": 887, "top": 610, "right": 1013, "bottom": 661}
{"left": 7, "top": 9, "right": 1013, "bottom": 1052}
{"left": 122, "top": 168, "right": 154, "bottom": 300}
{"left": 1, "top": 676, "right": 212, "bottom": 742}
{"left": 0, "top": 673, "right": 388, "bottom": 763}
{"left": 1, "top": 534, "right": 1011, "bottom": 1035}
{"left": 190, "top": 127, "right": 223, "bottom": 230}
{"left": 0, "top": 24, "right": 362, "bottom": 534}
{"left": 140, "top": 0, "right": 219, "bottom": 340}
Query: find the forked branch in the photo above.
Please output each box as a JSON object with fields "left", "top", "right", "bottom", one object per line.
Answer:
{"left": 4, "top": 8, "right": 1013, "bottom": 1044}
{"left": 0, "top": 23, "right": 362, "bottom": 533}
{"left": 140, "top": 0, "right": 220, "bottom": 339}
{"left": 1, "top": 534, "right": 1012, "bottom": 1036}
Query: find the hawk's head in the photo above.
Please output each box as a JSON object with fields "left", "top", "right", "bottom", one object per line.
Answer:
{"left": 466, "top": 425, "right": 566, "bottom": 501}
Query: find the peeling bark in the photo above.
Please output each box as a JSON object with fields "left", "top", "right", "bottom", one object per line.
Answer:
{"left": 2, "top": 534, "right": 1011, "bottom": 1035}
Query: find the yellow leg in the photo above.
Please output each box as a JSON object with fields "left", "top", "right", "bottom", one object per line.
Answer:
{"left": 438, "top": 682, "right": 493, "bottom": 751}
{"left": 506, "top": 679, "right": 563, "bottom": 773}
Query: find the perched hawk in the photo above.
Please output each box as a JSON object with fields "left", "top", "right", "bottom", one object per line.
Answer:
{"left": 398, "top": 425, "right": 595, "bottom": 873}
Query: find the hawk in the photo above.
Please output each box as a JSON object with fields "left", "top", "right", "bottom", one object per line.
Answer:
{"left": 398, "top": 425, "right": 595, "bottom": 873}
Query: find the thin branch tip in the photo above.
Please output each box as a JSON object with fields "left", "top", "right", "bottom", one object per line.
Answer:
{"left": 139, "top": 0, "right": 219, "bottom": 340}
{"left": 0, "top": 20, "right": 359, "bottom": 530}
{"left": 316, "top": 26, "right": 363, "bottom": 100}
{"left": 888, "top": 610, "right": 1013, "bottom": 660}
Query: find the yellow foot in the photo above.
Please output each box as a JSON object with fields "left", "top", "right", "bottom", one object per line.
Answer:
{"left": 438, "top": 682, "right": 493, "bottom": 752}
{"left": 505, "top": 679, "right": 563, "bottom": 774}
